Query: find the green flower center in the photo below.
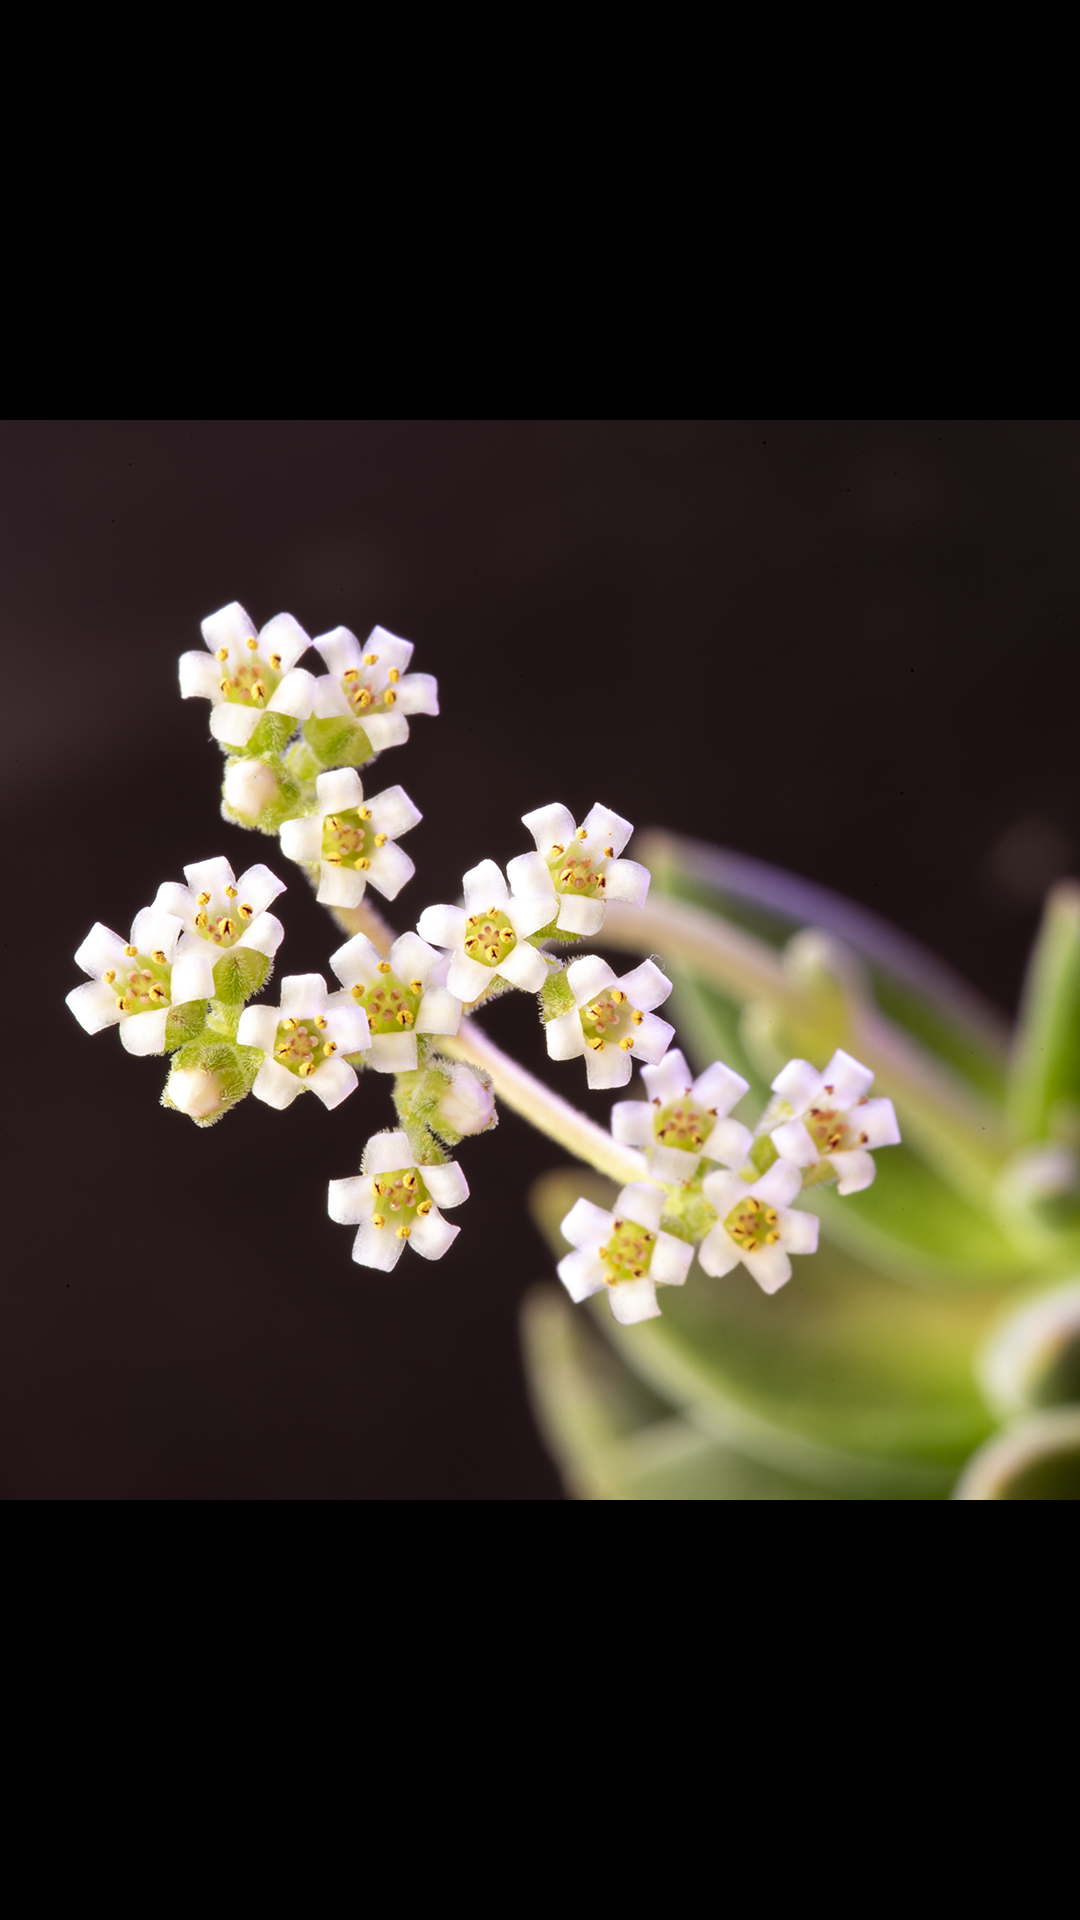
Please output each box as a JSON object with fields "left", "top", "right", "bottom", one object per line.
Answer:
{"left": 371, "top": 1167, "right": 433, "bottom": 1241}
{"left": 322, "top": 806, "right": 378, "bottom": 872}
{"left": 723, "top": 1194, "right": 781, "bottom": 1254}
{"left": 350, "top": 967, "right": 422, "bottom": 1036}
{"left": 108, "top": 951, "right": 171, "bottom": 1014}
{"left": 464, "top": 909, "right": 516, "bottom": 970}
{"left": 580, "top": 988, "right": 641, "bottom": 1055}
{"left": 274, "top": 1017, "right": 334, "bottom": 1078}
{"left": 597, "top": 1215, "right": 656, "bottom": 1286}
{"left": 219, "top": 653, "right": 283, "bottom": 708}
{"left": 653, "top": 1099, "right": 710, "bottom": 1152}
{"left": 341, "top": 655, "right": 400, "bottom": 718}
{"left": 804, "top": 1105, "right": 854, "bottom": 1154}
{"left": 546, "top": 840, "right": 606, "bottom": 899}
{"left": 192, "top": 896, "right": 253, "bottom": 948}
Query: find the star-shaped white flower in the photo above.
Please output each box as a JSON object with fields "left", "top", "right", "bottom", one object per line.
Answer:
{"left": 330, "top": 930, "right": 463, "bottom": 1073}
{"left": 557, "top": 1181, "right": 693, "bottom": 1325}
{"left": 155, "top": 856, "right": 286, "bottom": 1001}
{"left": 545, "top": 954, "right": 675, "bottom": 1090}
{"left": 768, "top": 1048, "right": 900, "bottom": 1195}
{"left": 517, "top": 802, "right": 650, "bottom": 936}
{"left": 417, "top": 858, "right": 552, "bottom": 1001}
{"left": 611, "top": 1047, "right": 752, "bottom": 1183}
{"left": 310, "top": 624, "right": 438, "bottom": 756}
{"left": 698, "top": 1160, "right": 819, "bottom": 1294}
{"left": 279, "top": 768, "right": 421, "bottom": 910}
{"left": 179, "top": 601, "right": 316, "bottom": 750}
{"left": 237, "top": 973, "right": 370, "bottom": 1110}
{"left": 66, "top": 904, "right": 186, "bottom": 1055}
{"left": 328, "top": 1129, "right": 469, "bottom": 1270}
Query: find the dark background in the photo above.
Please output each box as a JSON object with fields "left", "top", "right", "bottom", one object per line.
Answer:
{"left": 3, "top": 420, "right": 1079, "bottom": 1499}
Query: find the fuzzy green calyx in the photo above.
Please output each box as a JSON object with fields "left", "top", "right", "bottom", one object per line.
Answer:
{"left": 212, "top": 946, "right": 271, "bottom": 1006}
{"left": 162, "top": 1036, "right": 262, "bottom": 1127}
{"left": 221, "top": 753, "right": 306, "bottom": 833}
{"left": 659, "top": 1180, "right": 718, "bottom": 1245}
{"left": 350, "top": 965, "right": 421, "bottom": 1037}
{"left": 302, "top": 715, "right": 375, "bottom": 771}
{"left": 723, "top": 1192, "right": 781, "bottom": 1255}
{"left": 371, "top": 1166, "right": 434, "bottom": 1241}
{"left": 540, "top": 967, "right": 576, "bottom": 1023}
{"left": 464, "top": 908, "right": 517, "bottom": 971}
{"left": 599, "top": 1215, "right": 657, "bottom": 1285}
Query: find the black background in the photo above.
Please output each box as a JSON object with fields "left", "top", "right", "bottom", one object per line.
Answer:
{"left": 3, "top": 420, "right": 1079, "bottom": 1499}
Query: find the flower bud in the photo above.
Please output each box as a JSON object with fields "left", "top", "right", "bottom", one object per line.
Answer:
{"left": 223, "top": 757, "right": 282, "bottom": 821}
{"left": 437, "top": 1064, "right": 495, "bottom": 1137}
{"left": 167, "top": 1065, "right": 227, "bottom": 1120}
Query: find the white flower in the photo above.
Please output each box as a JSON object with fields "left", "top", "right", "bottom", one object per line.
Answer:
{"left": 66, "top": 904, "right": 186, "bottom": 1056}
{"left": 611, "top": 1047, "right": 752, "bottom": 1183}
{"left": 279, "top": 768, "right": 421, "bottom": 910}
{"left": 517, "top": 802, "right": 650, "bottom": 936}
{"left": 236, "top": 973, "right": 370, "bottom": 1110}
{"left": 330, "top": 930, "right": 462, "bottom": 1073}
{"left": 328, "top": 1129, "right": 469, "bottom": 1271}
{"left": 545, "top": 954, "right": 675, "bottom": 1091}
{"left": 309, "top": 624, "right": 438, "bottom": 756}
{"left": 179, "top": 601, "right": 316, "bottom": 750}
{"left": 557, "top": 1181, "right": 693, "bottom": 1325}
{"left": 437, "top": 1064, "right": 496, "bottom": 1137}
{"left": 768, "top": 1047, "right": 900, "bottom": 1195}
{"left": 698, "top": 1160, "right": 819, "bottom": 1294}
{"left": 417, "top": 858, "right": 552, "bottom": 1001}
{"left": 155, "top": 857, "right": 286, "bottom": 1001}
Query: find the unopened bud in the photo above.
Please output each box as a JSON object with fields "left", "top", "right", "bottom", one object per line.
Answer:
{"left": 437, "top": 1064, "right": 495, "bottom": 1137}
{"left": 223, "top": 758, "right": 282, "bottom": 821}
{"left": 167, "top": 1065, "right": 227, "bottom": 1120}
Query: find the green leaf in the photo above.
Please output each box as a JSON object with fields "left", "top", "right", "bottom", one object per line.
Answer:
{"left": 302, "top": 715, "right": 374, "bottom": 770}
{"left": 1008, "top": 881, "right": 1080, "bottom": 1143}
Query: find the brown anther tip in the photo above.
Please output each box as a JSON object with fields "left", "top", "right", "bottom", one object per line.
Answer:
{"left": 652, "top": 1096, "right": 661, "bottom": 1105}
{"left": 361, "top": 807, "right": 372, "bottom": 819}
{"left": 374, "top": 832, "right": 388, "bottom": 846}
{"left": 197, "top": 892, "right": 211, "bottom": 906}
{"left": 408, "top": 979, "right": 423, "bottom": 994}
{"left": 343, "top": 668, "right": 358, "bottom": 682}
{"left": 500, "top": 928, "right": 514, "bottom": 942}
{"left": 377, "top": 961, "right": 392, "bottom": 974}
{"left": 194, "top": 912, "right": 208, "bottom": 930}
{"left": 464, "top": 938, "right": 478, "bottom": 951}
{"left": 326, "top": 853, "right": 343, "bottom": 865}
{"left": 766, "top": 1231, "right": 780, "bottom": 1244}
{"left": 356, "top": 857, "right": 371, "bottom": 870}
{"left": 298, "top": 1061, "right": 314, "bottom": 1077}
{"left": 151, "top": 949, "right": 166, "bottom": 964}
{"left": 604, "top": 846, "right": 614, "bottom": 857}
{"left": 383, "top": 689, "right": 396, "bottom": 705}
{"left": 824, "top": 1085, "right": 834, "bottom": 1095}
{"left": 269, "top": 652, "right": 281, "bottom": 669}
{"left": 858, "top": 1096, "right": 869, "bottom": 1105}
{"left": 283, "top": 1017, "right": 298, "bottom": 1029}
{"left": 396, "top": 1010, "right": 413, "bottom": 1027}
{"left": 215, "top": 646, "right": 229, "bottom": 661}
{"left": 373, "top": 1213, "right": 385, "bottom": 1229}
{"left": 860, "top": 1132, "right": 869, "bottom": 1144}
{"left": 323, "top": 1041, "right": 337, "bottom": 1055}
{"left": 550, "top": 843, "right": 564, "bottom": 856}
{"left": 219, "top": 678, "right": 231, "bottom": 694}
{"left": 614, "top": 1220, "right": 623, "bottom": 1229}
{"left": 388, "top": 666, "right": 400, "bottom": 682}
{"left": 239, "top": 903, "right": 253, "bottom": 917}
{"left": 590, "top": 1039, "right": 605, "bottom": 1051}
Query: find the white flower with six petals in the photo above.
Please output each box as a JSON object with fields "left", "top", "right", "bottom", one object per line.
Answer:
{"left": 768, "top": 1048, "right": 900, "bottom": 1195}
{"left": 155, "top": 856, "right": 286, "bottom": 1002}
{"left": 66, "top": 904, "right": 186, "bottom": 1055}
{"left": 330, "top": 930, "right": 463, "bottom": 1073}
{"left": 698, "top": 1160, "right": 820, "bottom": 1294}
{"left": 279, "top": 768, "right": 422, "bottom": 909}
{"left": 309, "top": 624, "right": 438, "bottom": 756}
{"left": 611, "top": 1047, "right": 752, "bottom": 1183}
{"left": 518, "top": 802, "right": 650, "bottom": 936}
{"left": 237, "top": 973, "right": 370, "bottom": 1110}
{"left": 179, "top": 601, "right": 316, "bottom": 750}
{"left": 328, "top": 1129, "right": 469, "bottom": 1270}
{"left": 417, "top": 858, "right": 552, "bottom": 1002}
{"left": 545, "top": 954, "right": 675, "bottom": 1090}
{"left": 558, "top": 1182, "right": 694, "bottom": 1325}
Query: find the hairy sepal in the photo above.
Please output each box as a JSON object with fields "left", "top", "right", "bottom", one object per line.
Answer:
{"left": 302, "top": 715, "right": 375, "bottom": 770}
{"left": 540, "top": 967, "right": 576, "bottom": 1025}
{"left": 212, "top": 946, "right": 272, "bottom": 1005}
{"left": 160, "top": 1037, "right": 263, "bottom": 1127}
{"left": 164, "top": 1000, "right": 209, "bottom": 1050}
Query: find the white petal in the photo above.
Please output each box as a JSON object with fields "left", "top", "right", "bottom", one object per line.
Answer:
{"left": 557, "top": 1247, "right": 608, "bottom": 1302}
{"left": 170, "top": 936, "right": 217, "bottom": 1004}
{"left": 365, "top": 625, "right": 414, "bottom": 674}
{"left": 315, "top": 766, "right": 365, "bottom": 815}
{"left": 280, "top": 974, "right": 327, "bottom": 1021}
{"left": 326, "top": 1003, "right": 370, "bottom": 1053}
{"left": 183, "top": 857, "right": 236, "bottom": 907}
{"left": 360, "top": 712, "right": 410, "bottom": 752}
{"left": 560, "top": 1196, "right": 615, "bottom": 1250}
{"left": 555, "top": 894, "right": 605, "bottom": 935}
{"left": 506, "top": 851, "right": 557, "bottom": 902}
{"left": 545, "top": 1010, "right": 586, "bottom": 1061}
{"left": 640, "top": 1050, "right": 692, "bottom": 1104}
{"left": 316, "top": 865, "right": 367, "bottom": 908}
{"left": 742, "top": 1246, "right": 792, "bottom": 1294}
{"left": 770, "top": 1058, "right": 820, "bottom": 1111}
{"left": 179, "top": 650, "right": 223, "bottom": 701}
{"left": 130, "top": 906, "right": 183, "bottom": 964}
{"left": 415, "top": 988, "right": 463, "bottom": 1036}
{"left": 201, "top": 601, "right": 256, "bottom": 656}
{"left": 770, "top": 1118, "right": 819, "bottom": 1167}
{"left": 74, "top": 922, "right": 129, "bottom": 979}
{"left": 498, "top": 943, "right": 548, "bottom": 992}
{"left": 236, "top": 1004, "right": 279, "bottom": 1052}
{"left": 311, "top": 675, "right": 351, "bottom": 718}
{"left": 395, "top": 672, "right": 439, "bottom": 717}
{"left": 363, "top": 1130, "right": 412, "bottom": 1174}
{"left": 119, "top": 1008, "right": 170, "bottom": 1056}
{"left": 252, "top": 1058, "right": 304, "bottom": 1109}
{"left": 409, "top": 1210, "right": 459, "bottom": 1259}
{"left": 312, "top": 626, "right": 364, "bottom": 676}
{"left": 154, "top": 882, "right": 197, "bottom": 931}
{"left": 258, "top": 611, "right": 311, "bottom": 672}
{"left": 581, "top": 803, "right": 634, "bottom": 858}
{"left": 463, "top": 860, "right": 509, "bottom": 914}
{"left": 267, "top": 666, "right": 315, "bottom": 720}
{"left": 618, "top": 959, "right": 672, "bottom": 1013}
{"left": 367, "top": 784, "right": 422, "bottom": 841}
{"left": 608, "top": 1277, "right": 661, "bottom": 1324}
{"left": 698, "top": 1225, "right": 742, "bottom": 1278}
{"left": 701, "top": 1168, "right": 749, "bottom": 1215}
{"left": 829, "top": 1149, "right": 877, "bottom": 1196}
{"left": 447, "top": 953, "right": 494, "bottom": 1001}
{"left": 506, "top": 892, "right": 555, "bottom": 940}
{"left": 351, "top": 1216, "right": 406, "bottom": 1272}
{"left": 603, "top": 858, "right": 650, "bottom": 907}
{"left": 330, "top": 930, "right": 384, "bottom": 990}
{"left": 616, "top": 1182, "right": 664, "bottom": 1232}
{"left": 651, "top": 1231, "right": 694, "bottom": 1287}
{"left": 701, "top": 1117, "right": 753, "bottom": 1170}
{"left": 692, "top": 1060, "right": 750, "bottom": 1116}
{"left": 521, "top": 802, "right": 576, "bottom": 855}
{"left": 566, "top": 955, "right": 617, "bottom": 1005}
{"left": 752, "top": 1159, "right": 804, "bottom": 1208}
{"left": 649, "top": 1142, "right": 703, "bottom": 1184}
{"left": 236, "top": 912, "right": 284, "bottom": 959}
{"left": 210, "top": 703, "right": 261, "bottom": 748}
{"left": 66, "top": 979, "right": 122, "bottom": 1033}
{"left": 857, "top": 1098, "right": 901, "bottom": 1149}
{"left": 585, "top": 1044, "right": 633, "bottom": 1091}
{"left": 630, "top": 1013, "right": 675, "bottom": 1065}
{"left": 235, "top": 862, "right": 286, "bottom": 916}
{"left": 327, "top": 1174, "right": 371, "bottom": 1225}
{"left": 610, "top": 1101, "right": 654, "bottom": 1148}
{"left": 417, "top": 904, "right": 467, "bottom": 952}
{"left": 367, "top": 841, "right": 415, "bottom": 901}
{"left": 424, "top": 1162, "right": 469, "bottom": 1209}
{"left": 369, "top": 1032, "right": 419, "bottom": 1072}
{"left": 821, "top": 1048, "right": 875, "bottom": 1107}
{"left": 308, "top": 1056, "right": 358, "bottom": 1109}
{"left": 779, "top": 1206, "right": 820, "bottom": 1253}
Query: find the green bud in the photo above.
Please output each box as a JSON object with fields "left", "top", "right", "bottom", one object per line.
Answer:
{"left": 161, "top": 1036, "right": 263, "bottom": 1127}
{"left": 221, "top": 755, "right": 307, "bottom": 836}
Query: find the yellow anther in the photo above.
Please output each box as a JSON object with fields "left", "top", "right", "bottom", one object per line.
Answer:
{"left": 115, "top": 995, "right": 127, "bottom": 1012}
{"left": 215, "top": 646, "right": 229, "bottom": 662}
{"left": 251, "top": 680, "right": 266, "bottom": 702}
{"left": 124, "top": 944, "right": 138, "bottom": 957}
{"left": 323, "top": 1041, "right": 337, "bottom": 1056}
{"left": 396, "top": 1009, "right": 413, "bottom": 1027}
{"left": 549, "top": 843, "right": 564, "bottom": 856}
{"left": 377, "top": 961, "right": 392, "bottom": 974}
{"left": 351, "top": 984, "right": 365, "bottom": 1002}
{"left": 277, "top": 1045, "right": 290, "bottom": 1057}
{"left": 408, "top": 979, "right": 423, "bottom": 994}
{"left": 283, "top": 1017, "right": 298, "bottom": 1030}
{"left": 361, "top": 807, "right": 372, "bottom": 820}
{"left": 197, "top": 892, "right": 211, "bottom": 906}
{"left": 239, "top": 903, "right": 253, "bottom": 919}
{"left": 765, "top": 1209, "right": 778, "bottom": 1224}
{"left": 103, "top": 968, "right": 115, "bottom": 984}
{"left": 269, "top": 652, "right": 282, "bottom": 669}
{"left": 619, "top": 1037, "right": 634, "bottom": 1051}
{"left": 604, "top": 845, "right": 614, "bottom": 857}
{"left": 589, "top": 1038, "right": 605, "bottom": 1052}
{"left": 355, "top": 688, "right": 372, "bottom": 708}
{"left": 245, "top": 636, "right": 258, "bottom": 651}
{"left": 397, "top": 1225, "right": 411, "bottom": 1240}
{"left": 387, "top": 666, "right": 400, "bottom": 683}
{"left": 417, "top": 1201, "right": 432, "bottom": 1216}
{"left": 195, "top": 912, "right": 208, "bottom": 931}
{"left": 631, "top": 1010, "right": 644, "bottom": 1025}
{"left": 485, "top": 944, "right": 500, "bottom": 962}
{"left": 225, "top": 885, "right": 238, "bottom": 898}
{"left": 325, "top": 853, "right": 343, "bottom": 866}
{"left": 364, "top": 651, "right": 378, "bottom": 665}
{"left": 766, "top": 1231, "right": 780, "bottom": 1244}
{"left": 576, "top": 826, "right": 588, "bottom": 839}
{"left": 611, "top": 990, "right": 626, "bottom": 1004}
{"left": 356, "top": 857, "right": 371, "bottom": 871}
{"left": 344, "top": 668, "right": 359, "bottom": 683}
{"left": 383, "top": 689, "right": 396, "bottom": 706}
{"left": 598, "top": 875, "right": 606, "bottom": 889}
{"left": 374, "top": 832, "right": 388, "bottom": 847}
{"left": 314, "top": 1015, "right": 328, "bottom": 1029}
{"left": 403, "top": 1172, "right": 418, "bottom": 1191}
{"left": 219, "top": 917, "right": 236, "bottom": 938}
{"left": 500, "top": 928, "right": 514, "bottom": 944}
{"left": 373, "top": 1213, "right": 386, "bottom": 1229}
{"left": 219, "top": 678, "right": 232, "bottom": 694}
{"left": 298, "top": 1060, "right": 315, "bottom": 1077}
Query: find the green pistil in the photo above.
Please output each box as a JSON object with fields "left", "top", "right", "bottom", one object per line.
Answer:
{"left": 273, "top": 1017, "right": 333, "bottom": 1079}
{"left": 322, "top": 806, "right": 375, "bottom": 874}
{"left": 463, "top": 909, "right": 516, "bottom": 970}
{"left": 371, "top": 1167, "right": 432, "bottom": 1240}
{"left": 722, "top": 1195, "right": 781, "bottom": 1255}
{"left": 547, "top": 842, "right": 605, "bottom": 899}
{"left": 220, "top": 655, "right": 282, "bottom": 708}
{"left": 109, "top": 953, "right": 171, "bottom": 1014}
{"left": 350, "top": 969, "right": 422, "bottom": 1036}
{"left": 597, "top": 1215, "right": 656, "bottom": 1286}
{"left": 653, "top": 1098, "right": 709, "bottom": 1153}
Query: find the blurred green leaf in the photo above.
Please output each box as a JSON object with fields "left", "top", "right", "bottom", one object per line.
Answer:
{"left": 1008, "top": 882, "right": 1080, "bottom": 1144}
